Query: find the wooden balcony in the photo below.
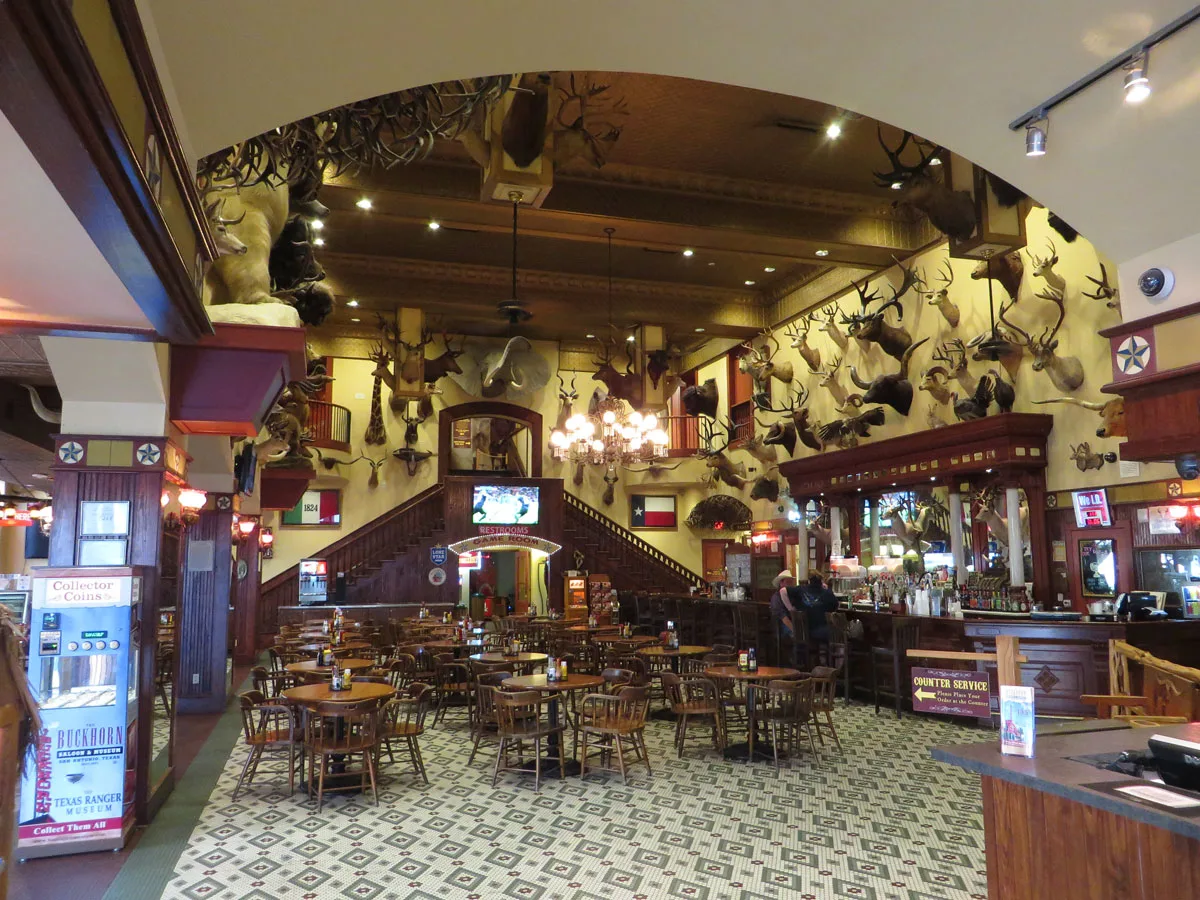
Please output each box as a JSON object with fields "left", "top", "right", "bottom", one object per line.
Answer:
{"left": 307, "top": 400, "right": 351, "bottom": 453}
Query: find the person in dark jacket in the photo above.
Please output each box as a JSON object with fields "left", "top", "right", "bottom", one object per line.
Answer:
{"left": 799, "top": 573, "right": 839, "bottom": 642}
{"left": 770, "top": 570, "right": 803, "bottom": 666}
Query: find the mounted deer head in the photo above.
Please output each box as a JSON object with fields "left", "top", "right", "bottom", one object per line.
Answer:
{"left": 602, "top": 462, "right": 619, "bottom": 506}
{"left": 696, "top": 418, "right": 748, "bottom": 490}
{"left": 554, "top": 372, "right": 579, "bottom": 432}
{"left": 1007, "top": 287, "right": 1085, "bottom": 392}
{"left": 914, "top": 260, "right": 960, "bottom": 328}
{"left": 397, "top": 323, "right": 431, "bottom": 384}
{"left": 970, "top": 251, "right": 1024, "bottom": 303}
{"left": 424, "top": 331, "right": 466, "bottom": 384}
{"left": 740, "top": 330, "right": 793, "bottom": 389}
{"left": 645, "top": 348, "right": 673, "bottom": 390}
{"left": 817, "top": 302, "right": 849, "bottom": 352}
{"left": 1083, "top": 262, "right": 1120, "bottom": 309}
{"left": 784, "top": 313, "right": 822, "bottom": 373}
{"left": 840, "top": 262, "right": 915, "bottom": 361}
{"left": 755, "top": 384, "right": 820, "bottom": 454}
{"left": 873, "top": 128, "right": 976, "bottom": 241}
{"left": 1028, "top": 239, "right": 1066, "bottom": 295}
{"left": 817, "top": 353, "right": 862, "bottom": 412}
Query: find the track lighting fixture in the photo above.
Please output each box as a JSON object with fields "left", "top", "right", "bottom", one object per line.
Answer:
{"left": 1025, "top": 118, "right": 1047, "bottom": 158}
{"left": 1123, "top": 53, "right": 1151, "bottom": 104}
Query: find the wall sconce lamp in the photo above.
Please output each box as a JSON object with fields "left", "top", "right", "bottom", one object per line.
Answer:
{"left": 258, "top": 526, "right": 275, "bottom": 558}
{"left": 234, "top": 516, "right": 258, "bottom": 543}
{"left": 178, "top": 488, "right": 207, "bottom": 525}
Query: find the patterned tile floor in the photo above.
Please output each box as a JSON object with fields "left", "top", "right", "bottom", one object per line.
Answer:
{"left": 164, "top": 704, "right": 989, "bottom": 900}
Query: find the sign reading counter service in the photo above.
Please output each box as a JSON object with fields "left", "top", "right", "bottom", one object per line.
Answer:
{"left": 911, "top": 667, "right": 992, "bottom": 717}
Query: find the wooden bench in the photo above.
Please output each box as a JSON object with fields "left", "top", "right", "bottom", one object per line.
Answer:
{"left": 1081, "top": 639, "right": 1200, "bottom": 726}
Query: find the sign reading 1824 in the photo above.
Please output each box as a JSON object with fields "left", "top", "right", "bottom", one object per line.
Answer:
{"left": 911, "top": 667, "right": 992, "bottom": 717}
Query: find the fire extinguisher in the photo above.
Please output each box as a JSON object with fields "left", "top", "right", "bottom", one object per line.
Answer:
{"left": 484, "top": 596, "right": 494, "bottom": 618}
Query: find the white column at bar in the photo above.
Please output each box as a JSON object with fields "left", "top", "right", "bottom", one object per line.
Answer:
{"left": 948, "top": 491, "right": 967, "bottom": 585}
{"left": 830, "top": 505, "right": 842, "bottom": 559}
{"left": 1005, "top": 487, "right": 1024, "bottom": 586}
{"left": 796, "top": 517, "right": 809, "bottom": 579}
{"left": 869, "top": 498, "right": 880, "bottom": 563}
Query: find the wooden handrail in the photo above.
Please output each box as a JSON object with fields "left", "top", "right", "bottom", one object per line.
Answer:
{"left": 563, "top": 491, "right": 706, "bottom": 589}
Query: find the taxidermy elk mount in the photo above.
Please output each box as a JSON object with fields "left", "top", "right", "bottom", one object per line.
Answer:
{"left": 1006, "top": 287, "right": 1085, "bottom": 392}
{"left": 592, "top": 337, "right": 644, "bottom": 408}
{"left": 739, "top": 331, "right": 793, "bottom": 409}
{"left": 841, "top": 262, "right": 916, "bottom": 362}
{"left": 682, "top": 378, "right": 720, "bottom": 419}
{"left": 849, "top": 337, "right": 929, "bottom": 416}
{"left": 757, "top": 385, "right": 823, "bottom": 455}
{"left": 914, "top": 260, "right": 960, "bottom": 328}
{"left": 873, "top": 128, "right": 976, "bottom": 241}
{"left": 783, "top": 313, "right": 822, "bottom": 373}
{"left": 550, "top": 74, "right": 629, "bottom": 169}
{"left": 424, "top": 332, "right": 467, "bottom": 385}
{"left": 1069, "top": 441, "right": 1117, "bottom": 472}
{"left": 697, "top": 418, "right": 748, "bottom": 490}
{"left": 1032, "top": 396, "right": 1126, "bottom": 439}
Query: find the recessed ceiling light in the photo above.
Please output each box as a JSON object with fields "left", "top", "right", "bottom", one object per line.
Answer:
{"left": 310, "top": 219, "right": 324, "bottom": 231}
{"left": 706, "top": 262, "right": 715, "bottom": 267}
{"left": 350, "top": 317, "right": 361, "bottom": 323}
{"left": 427, "top": 220, "right": 441, "bottom": 230}
{"left": 826, "top": 122, "right": 842, "bottom": 139}
{"left": 694, "top": 327, "right": 705, "bottom": 333}
{"left": 890, "top": 181, "right": 903, "bottom": 190}
{"left": 31, "top": 473, "right": 47, "bottom": 479}
{"left": 928, "top": 155, "right": 942, "bottom": 166}
{"left": 356, "top": 198, "right": 373, "bottom": 210}
{"left": 682, "top": 249, "right": 694, "bottom": 257}
{"left": 626, "top": 335, "right": 636, "bottom": 342}
{"left": 930, "top": 476, "right": 936, "bottom": 481}
{"left": 815, "top": 249, "right": 830, "bottom": 257}
{"left": 313, "top": 237, "right": 325, "bottom": 246}
{"left": 347, "top": 299, "right": 358, "bottom": 307}
{"left": 763, "top": 266, "right": 775, "bottom": 273}
{"left": 985, "top": 468, "right": 993, "bottom": 473}
{"left": 744, "top": 280, "right": 755, "bottom": 286}
{"left": 586, "top": 333, "right": 595, "bottom": 339}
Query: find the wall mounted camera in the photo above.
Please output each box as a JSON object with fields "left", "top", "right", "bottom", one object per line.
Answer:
{"left": 1137, "top": 267, "right": 1175, "bottom": 300}
{"left": 1175, "top": 453, "right": 1199, "bottom": 481}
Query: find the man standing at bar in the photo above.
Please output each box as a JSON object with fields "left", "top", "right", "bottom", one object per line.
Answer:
{"left": 800, "top": 573, "right": 839, "bottom": 644}
{"left": 770, "top": 570, "right": 801, "bottom": 667}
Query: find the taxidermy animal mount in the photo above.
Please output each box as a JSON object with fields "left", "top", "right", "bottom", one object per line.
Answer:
{"left": 551, "top": 74, "right": 629, "bottom": 169}
{"left": 1069, "top": 441, "right": 1117, "bottom": 472}
{"left": 350, "top": 454, "right": 387, "bottom": 488}
{"left": 424, "top": 332, "right": 467, "bottom": 384}
{"left": 849, "top": 337, "right": 929, "bottom": 416}
{"left": 914, "top": 260, "right": 960, "bottom": 328}
{"left": 750, "top": 471, "right": 781, "bottom": 502}
{"left": 269, "top": 216, "right": 324, "bottom": 291}
{"left": 817, "top": 407, "right": 886, "bottom": 450}
{"left": 203, "top": 180, "right": 290, "bottom": 307}
{"left": 21, "top": 384, "right": 61, "bottom": 424}
{"left": 783, "top": 313, "right": 822, "bottom": 373}
{"left": 1033, "top": 396, "right": 1125, "bottom": 439}
{"left": 203, "top": 197, "right": 247, "bottom": 257}
{"left": 682, "top": 378, "right": 719, "bottom": 419}
{"left": 739, "top": 330, "right": 793, "bottom": 389}
{"left": 817, "top": 354, "right": 862, "bottom": 412}
{"left": 757, "top": 385, "right": 820, "bottom": 454}
{"left": 841, "top": 262, "right": 915, "bottom": 362}
{"left": 1005, "top": 289, "right": 1085, "bottom": 392}
{"left": 872, "top": 128, "right": 976, "bottom": 241}
{"left": 1083, "top": 263, "right": 1119, "bottom": 309}
{"left": 364, "top": 344, "right": 391, "bottom": 445}
{"left": 396, "top": 324, "right": 432, "bottom": 384}
{"left": 602, "top": 463, "right": 619, "bottom": 506}
{"left": 970, "top": 251, "right": 1024, "bottom": 303}
{"left": 554, "top": 373, "right": 579, "bottom": 433}
{"left": 817, "top": 302, "right": 849, "bottom": 352}
{"left": 645, "top": 348, "right": 676, "bottom": 390}
{"left": 591, "top": 337, "right": 644, "bottom": 408}
{"left": 1028, "top": 239, "right": 1066, "bottom": 295}
{"left": 696, "top": 418, "right": 747, "bottom": 490}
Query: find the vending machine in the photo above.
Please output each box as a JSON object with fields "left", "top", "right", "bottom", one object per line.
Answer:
{"left": 19, "top": 567, "right": 145, "bottom": 858}
{"left": 298, "top": 558, "right": 328, "bottom": 605}
{"left": 563, "top": 574, "right": 588, "bottom": 618}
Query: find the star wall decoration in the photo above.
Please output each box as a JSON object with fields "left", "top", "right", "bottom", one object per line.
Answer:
{"left": 58, "top": 441, "right": 83, "bottom": 464}
{"left": 1115, "top": 335, "right": 1151, "bottom": 375}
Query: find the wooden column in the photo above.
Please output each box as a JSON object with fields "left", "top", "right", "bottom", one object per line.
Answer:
{"left": 176, "top": 496, "right": 234, "bottom": 715}
{"left": 231, "top": 523, "right": 261, "bottom": 665}
{"left": 1023, "top": 478, "right": 1052, "bottom": 608}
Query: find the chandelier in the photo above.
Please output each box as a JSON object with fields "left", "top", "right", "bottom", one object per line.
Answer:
{"left": 550, "top": 398, "right": 668, "bottom": 465}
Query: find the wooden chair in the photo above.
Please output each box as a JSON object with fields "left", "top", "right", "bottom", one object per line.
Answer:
{"left": 433, "top": 660, "right": 473, "bottom": 725}
{"left": 600, "top": 667, "right": 635, "bottom": 693}
{"left": 354, "top": 675, "right": 390, "bottom": 684}
{"left": 703, "top": 653, "right": 747, "bottom": 729}
{"left": 304, "top": 698, "right": 382, "bottom": 812}
{"left": 492, "top": 689, "right": 567, "bottom": 792}
{"left": 251, "top": 665, "right": 294, "bottom": 698}
{"left": 385, "top": 654, "right": 418, "bottom": 691}
{"left": 808, "top": 665, "right": 843, "bottom": 751}
{"left": 232, "top": 691, "right": 302, "bottom": 800}
{"left": 379, "top": 683, "right": 433, "bottom": 783}
{"left": 468, "top": 673, "right": 511, "bottom": 765}
{"left": 871, "top": 618, "right": 922, "bottom": 719}
{"left": 578, "top": 685, "right": 652, "bottom": 785}
{"left": 661, "top": 672, "right": 725, "bottom": 758}
{"left": 155, "top": 646, "right": 174, "bottom": 717}
{"left": 751, "top": 679, "right": 818, "bottom": 770}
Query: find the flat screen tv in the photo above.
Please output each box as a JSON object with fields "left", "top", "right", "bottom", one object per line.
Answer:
{"left": 472, "top": 485, "right": 539, "bottom": 526}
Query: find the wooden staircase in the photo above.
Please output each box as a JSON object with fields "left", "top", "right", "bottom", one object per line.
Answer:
{"left": 561, "top": 492, "right": 706, "bottom": 593}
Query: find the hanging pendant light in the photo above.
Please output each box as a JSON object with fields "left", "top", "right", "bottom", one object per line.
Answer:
{"left": 497, "top": 191, "right": 532, "bottom": 325}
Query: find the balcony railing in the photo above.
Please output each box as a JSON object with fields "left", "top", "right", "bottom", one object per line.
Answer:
{"left": 662, "top": 414, "right": 699, "bottom": 457}
{"left": 307, "top": 400, "right": 351, "bottom": 453}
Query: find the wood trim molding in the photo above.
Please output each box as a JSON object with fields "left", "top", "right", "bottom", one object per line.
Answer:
{"left": 437, "top": 401, "right": 544, "bottom": 481}
{"left": 0, "top": 1, "right": 211, "bottom": 343}
{"left": 1099, "top": 299, "right": 1200, "bottom": 339}
{"left": 1101, "top": 362, "right": 1200, "bottom": 396}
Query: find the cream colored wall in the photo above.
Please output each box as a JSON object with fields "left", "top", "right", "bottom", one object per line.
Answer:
{"left": 762, "top": 207, "right": 1176, "bottom": 493}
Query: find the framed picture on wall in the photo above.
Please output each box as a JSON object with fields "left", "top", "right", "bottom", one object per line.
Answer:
{"left": 629, "top": 494, "right": 677, "bottom": 530}
{"left": 282, "top": 489, "right": 341, "bottom": 527}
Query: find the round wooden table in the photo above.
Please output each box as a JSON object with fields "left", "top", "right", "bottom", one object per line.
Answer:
{"left": 502, "top": 672, "right": 606, "bottom": 776}
{"left": 417, "top": 639, "right": 485, "bottom": 656}
{"left": 296, "top": 641, "right": 373, "bottom": 654}
{"left": 286, "top": 657, "right": 377, "bottom": 676}
{"left": 595, "top": 633, "right": 658, "bottom": 645}
{"left": 469, "top": 651, "right": 548, "bottom": 665}
{"left": 282, "top": 681, "right": 396, "bottom": 705}
{"left": 704, "top": 665, "right": 802, "bottom": 761}
{"left": 639, "top": 645, "right": 713, "bottom": 719}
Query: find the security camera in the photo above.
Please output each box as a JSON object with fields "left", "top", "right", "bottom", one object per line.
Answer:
{"left": 1176, "top": 454, "right": 1200, "bottom": 481}
{"left": 1138, "top": 267, "right": 1175, "bottom": 300}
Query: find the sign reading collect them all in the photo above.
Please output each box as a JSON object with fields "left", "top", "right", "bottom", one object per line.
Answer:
{"left": 911, "top": 667, "right": 992, "bottom": 717}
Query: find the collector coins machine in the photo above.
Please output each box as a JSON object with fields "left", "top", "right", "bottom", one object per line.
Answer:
{"left": 18, "top": 567, "right": 148, "bottom": 858}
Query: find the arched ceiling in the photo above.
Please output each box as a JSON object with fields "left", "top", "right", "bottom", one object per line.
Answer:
{"left": 138, "top": 0, "right": 1200, "bottom": 266}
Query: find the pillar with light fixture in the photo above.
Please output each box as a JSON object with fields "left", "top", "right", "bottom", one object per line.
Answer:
{"left": 232, "top": 515, "right": 262, "bottom": 665}
{"left": 177, "top": 492, "right": 236, "bottom": 714}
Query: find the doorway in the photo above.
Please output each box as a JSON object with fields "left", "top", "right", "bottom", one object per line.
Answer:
{"left": 458, "top": 548, "right": 551, "bottom": 616}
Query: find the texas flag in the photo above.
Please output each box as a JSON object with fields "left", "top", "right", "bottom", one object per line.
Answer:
{"left": 630, "top": 495, "right": 676, "bottom": 528}
{"left": 283, "top": 490, "right": 341, "bottom": 526}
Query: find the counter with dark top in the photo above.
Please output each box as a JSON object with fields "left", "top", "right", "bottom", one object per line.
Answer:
{"left": 933, "top": 723, "right": 1200, "bottom": 898}
{"left": 847, "top": 609, "right": 1200, "bottom": 717}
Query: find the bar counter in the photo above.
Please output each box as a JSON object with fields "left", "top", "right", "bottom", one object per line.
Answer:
{"left": 933, "top": 722, "right": 1200, "bottom": 898}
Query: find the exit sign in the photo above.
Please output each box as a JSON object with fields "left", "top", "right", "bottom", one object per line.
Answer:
{"left": 1072, "top": 489, "right": 1112, "bottom": 528}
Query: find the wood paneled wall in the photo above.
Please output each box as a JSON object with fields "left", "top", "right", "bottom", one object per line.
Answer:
{"left": 176, "top": 505, "right": 233, "bottom": 714}
{"left": 231, "top": 527, "right": 260, "bottom": 665}
{"left": 443, "top": 477, "right": 564, "bottom": 542}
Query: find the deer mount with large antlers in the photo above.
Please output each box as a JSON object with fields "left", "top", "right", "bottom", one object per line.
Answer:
{"left": 696, "top": 418, "right": 748, "bottom": 491}
{"left": 873, "top": 128, "right": 976, "bottom": 241}
{"left": 840, "top": 262, "right": 915, "bottom": 362}
{"left": 591, "top": 337, "right": 644, "bottom": 409}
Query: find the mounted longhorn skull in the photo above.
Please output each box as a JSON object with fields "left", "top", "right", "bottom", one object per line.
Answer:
{"left": 1032, "top": 396, "right": 1126, "bottom": 439}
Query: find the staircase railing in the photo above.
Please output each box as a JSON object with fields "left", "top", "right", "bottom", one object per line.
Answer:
{"left": 563, "top": 492, "right": 706, "bottom": 591}
{"left": 259, "top": 484, "right": 445, "bottom": 639}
